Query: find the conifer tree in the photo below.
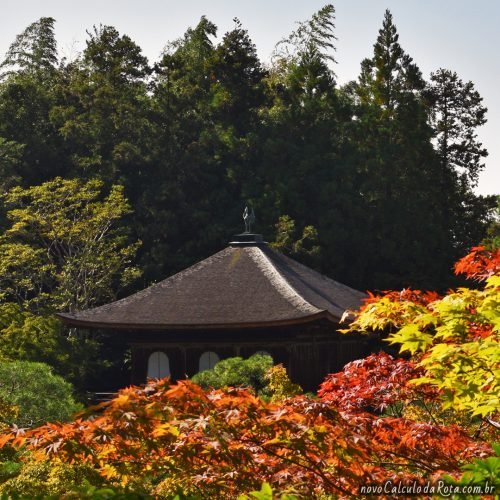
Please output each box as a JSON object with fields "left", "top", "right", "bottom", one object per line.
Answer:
{"left": 350, "top": 10, "right": 449, "bottom": 289}
{"left": 0, "top": 17, "right": 58, "bottom": 77}
{"left": 0, "top": 18, "right": 69, "bottom": 186}
{"left": 426, "top": 68, "right": 487, "bottom": 186}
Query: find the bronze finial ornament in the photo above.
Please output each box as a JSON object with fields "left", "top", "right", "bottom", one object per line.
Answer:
{"left": 243, "top": 206, "right": 255, "bottom": 233}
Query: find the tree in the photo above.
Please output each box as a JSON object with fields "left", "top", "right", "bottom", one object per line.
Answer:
{"left": 0, "top": 18, "right": 68, "bottom": 186}
{"left": 137, "top": 17, "right": 219, "bottom": 280}
{"left": 0, "top": 303, "right": 104, "bottom": 390}
{"left": 318, "top": 352, "right": 439, "bottom": 418}
{"left": 258, "top": 5, "right": 365, "bottom": 286}
{"left": 271, "top": 215, "right": 321, "bottom": 269}
{"left": 346, "top": 10, "right": 462, "bottom": 290}
{"left": 0, "top": 177, "right": 141, "bottom": 313}
{"left": 0, "top": 17, "right": 58, "bottom": 77}
{"left": 0, "top": 361, "right": 81, "bottom": 428}
{"left": 356, "top": 10, "right": 424, "bottom": 111}
{"left": 274, "top": 4, "right": 337, "bottom": 68}
{"left": 50, "top": 25, "right": 152, "bottom": 187}
{"left": 210, "top": 18, "right": 266, "bottom": 134}
{"left": 484, "top": 196, "right": 500, "bottom": 249}
{"left": 426, "top": 68, "right": 487, "bottom": 186}
{"left": 341, "top": 245, "right": 500, "bottom": 423}
{"left": 144, "top": 17, "right": 268, "bottom": 281}
{"left": 0, "top": 377, "right": 490, "bottom": 497}
{"left": 0, "top": 138, "right": 23, "bottom": 196}
{"left": 0, "top": 178, "right": 139, "bottom": 389}
{"left": 424, "top": 69, "right": 495, "bottom": 259}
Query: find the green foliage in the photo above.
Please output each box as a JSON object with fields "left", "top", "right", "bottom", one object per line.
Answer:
{"left": 274, "top": 4, "right": 337, "bottom": 65}
{"left": 0, "top": 137, "right": 23, "bottom": 194}
{"left": 388, "top": 277, "right": 500, "bottom": 417}
{"left": 271, "top": 215, "right": 320, "bottom": 265}
{"left": 0, "top": 360, "right": 82, "bottom": 427}
{"left": 343, "top": 247, "right": 500, "bottom": 420}
{"left": 52, "top": 24, "right": 152, "bottom": 184}
{"left": 0, "top": 8, "right": 495, "bottom": 412}
{"left": 0, "top": 460, "right": 104, "bottom": 498}
{"left": 443, "top": 443, "right": 500, "bottom": 493}
{"left": 484, "top": 196, "right": 500, "bottom": 249}
{"left": 426, "top": 68, "right": 487, "bottom": 186}
{"left": 191, "top": 354, "right": 273, "bottom": 395}
{"left": 266, "top": 364, "right": 303, "bottom": 402}
{"left": 0, "top": 177, "right": 141, "bottom": 312}
{"left": 346, "top": 9, "right": 454, "bottom": 289}
{"left": 0, "top": 8, "right": 494, "bottom": 295}
{"left": 0, "top": 303, "right": 103, "bottom": 389}
{"left": 0, "top": 17, "right": 58, "bottom": 76}
{"left": 0, "top": 304, "right": 65, "bottom": 366}
{"left": 238, "top": 482, "right": 298, "bottom": 500}
{"left": 0, "top": 460, "right": 21, "bottom": 481}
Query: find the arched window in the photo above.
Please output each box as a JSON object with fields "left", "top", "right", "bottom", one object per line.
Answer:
{"left": 199, "top": 351, "right": 220, "bottom": 372}
{"left": 147, "top": 351, "right": 170, "bottom": 379}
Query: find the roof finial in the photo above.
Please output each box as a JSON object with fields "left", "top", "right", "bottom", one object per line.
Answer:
{"left": 243, "top": 206, "right": 255, "bottom": 233}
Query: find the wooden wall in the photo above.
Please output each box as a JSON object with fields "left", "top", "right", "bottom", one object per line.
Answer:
{"left": 127, "top": 323, "right": 373, "bottom": 391}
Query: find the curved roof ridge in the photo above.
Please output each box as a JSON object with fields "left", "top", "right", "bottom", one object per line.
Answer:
{"left": 246, "top": 246, "right": 322, "bottom": 315}
{"left": 258, "top": 246, "right": 366, "bottom": 319}
{"left": 276, "top": 250, "right": 366, "bottom": 297}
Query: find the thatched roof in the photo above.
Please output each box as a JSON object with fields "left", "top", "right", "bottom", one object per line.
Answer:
{"left": 58, "top": 239, "right": 365, "bottom": 330}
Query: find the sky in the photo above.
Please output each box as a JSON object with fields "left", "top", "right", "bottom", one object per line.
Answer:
{"left": 2, "top": 0, "right": 499, "bottom": 196}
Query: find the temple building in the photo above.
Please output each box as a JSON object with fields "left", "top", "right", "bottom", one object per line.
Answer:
{"left": 58, "top": 231, "right": 369, "bottom": 391}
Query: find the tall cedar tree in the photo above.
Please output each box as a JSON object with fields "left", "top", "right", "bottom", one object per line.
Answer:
{"left": 143, "top": 18, "right": 267, "bottom": 282}
{"left": 50, "top": 25, "right": 152, "bottom": 187}
{"left": 0, "top": 18, "right": 69, "bottom": 187}
{"left": 349, "top": 10, "right": 455, "bottom": 290}
{"left": 425, "top": 69, "right": 495, "bottom": 258}
{"left": 258, "top": 5, "right": 364, "bottom": 278}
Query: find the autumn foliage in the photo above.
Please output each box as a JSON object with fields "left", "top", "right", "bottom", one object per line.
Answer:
{"left": 0, "top": 373, "right": 492, "bottom": 498}
{"left": 454, "top": 245, "right": 500, "bottom": 282}
{"left": 318, "top": 352, "right": 438, "bottom": 415}
{"left": 0, "top": 245, "right": 498, "bottom": 497}
{"left": 342, "top": 245, "right": 500, "bottom": 420}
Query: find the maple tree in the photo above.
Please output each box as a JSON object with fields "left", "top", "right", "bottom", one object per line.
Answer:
{"left": 0, "top": 376, "right": 491, "bottom": 498}
{"left": 454, "top": 245, "right": 500, "bottom": 282}
{"left": 341, "top": 245, "right": 500, "bottom": 423}
{"left": 318, "top": 352, "right": 438, "bottom": 418}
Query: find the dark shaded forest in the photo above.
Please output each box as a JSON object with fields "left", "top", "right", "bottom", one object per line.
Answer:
{"left": 0, "top": 5, "right": 496, "bottom": 298}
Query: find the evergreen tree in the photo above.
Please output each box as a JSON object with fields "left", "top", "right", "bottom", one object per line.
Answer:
{"left": 349, "top": 10, "right": 449, "bottom": 289}
{"left": 423, "top": 68, "right": 494, "bottom": 256}
{"left": 426, "top": 68, "right": 487, "bottom": 186}
{"left": 260, "top": 5, "right": 365, "bottom": 285}
{"left": 0, "top": 137, "right": 23, "bottom": 195}
{"left": 0, "top": 17, "right": 58, "bottom": 77}
{"left": 141, "top": 17, "right": 220, "bottom": 280}
{"left": 0, "top": 18, "right": 70, "bottom": 186}
{"left": 50, "top": 25, "right": 152, "bottom": 187}
{"left": 0, "top": 8, "right": 493, "bottom": 295}
{"left": 143, "top": 18, "right": 268, "bottom": 281}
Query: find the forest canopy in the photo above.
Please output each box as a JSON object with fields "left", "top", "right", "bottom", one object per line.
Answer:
{"left": 0, "top": 7, "right": 495, "bottom": 295}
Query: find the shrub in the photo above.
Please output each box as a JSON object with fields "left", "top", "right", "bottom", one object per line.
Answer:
{"left": 0, "top": 360, "right": 82, "bottom": 427}
{"left": 191, "top": 353, "right": 274, "bottom": 395}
